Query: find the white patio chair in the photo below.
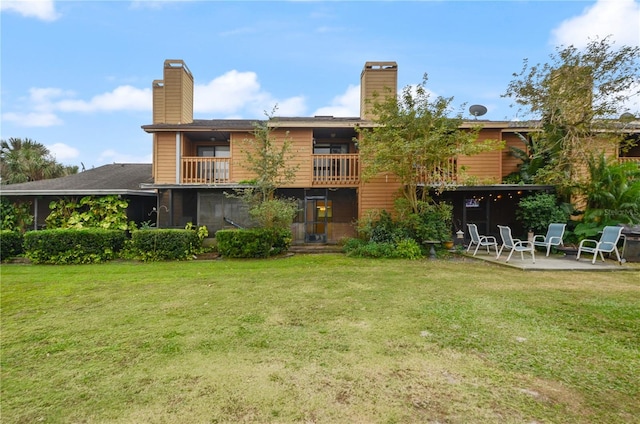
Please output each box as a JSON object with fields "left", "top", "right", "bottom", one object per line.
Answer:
{"left": 497, "top": 225, "right": 535, "bottom": 263}
{"left": 466, "top": 223, "right": 498, "bottom": 256}
{"left": 533, "top": 223, "right": 566, "bottom": 256}
{"left": 576, "top": 226, "right": 624, "bottom": 264}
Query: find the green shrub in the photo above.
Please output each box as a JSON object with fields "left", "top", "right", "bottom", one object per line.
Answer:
{"left": 344, "top": 238, "right": 422, "bottom": 259}
{"left": 412, "top": 201, "right": 453, "bottom": 242}
{"left": 344, "top": 241, "right": 395, "bottom": 258}
{"left": 0, "top": 230, "right": 23, "bottom": 260}
{"left": 394, "top": 238, "right": 423, "bottom": 259}
{"left": 517, "top": 193, "right": 569, "bottom": 233}
{"left": 46, "top": 195, "right": 133, "bottom": 230}
{"left": 23, "top": 228, "right": 126, "bottom": 264}
{"left": 0, "top": 198, "right": 34, "bottom": 233}
{"left": 342, "top": 237, "right": 366, "bottom": 253}
{"left": 127, "top": 229, "right": 201, "bottom": 261}
{"left": 216, "top": 228, "right": 292, "bottom": 258}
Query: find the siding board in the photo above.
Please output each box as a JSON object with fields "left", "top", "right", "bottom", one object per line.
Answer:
{"left": 155, "top": 133, "right": 177, "bottom": 183}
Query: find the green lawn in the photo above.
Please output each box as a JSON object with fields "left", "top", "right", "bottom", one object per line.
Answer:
{"left": 1, "top": 255, "right": 639, "bottom": 423}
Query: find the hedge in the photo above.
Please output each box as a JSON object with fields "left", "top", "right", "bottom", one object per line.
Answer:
{"left": 216, "top": 228, "right": 292, "bottom": 258}
{"left": 128, "top": 229, "right": 201, "bottom": 261}
{"left": 23, "top": 228, "right": 127, "bottom": 264}
{"left": 0, "top": 230, "right": 23, "bottom": 260}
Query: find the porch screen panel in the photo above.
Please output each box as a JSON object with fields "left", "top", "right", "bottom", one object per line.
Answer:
{"left": 198, "top": 191, "right": 251, "bottom": 232}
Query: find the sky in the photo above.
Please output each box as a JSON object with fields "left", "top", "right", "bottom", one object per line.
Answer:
{"left": 1, "top": 0, "right": 639, "bottom": 170}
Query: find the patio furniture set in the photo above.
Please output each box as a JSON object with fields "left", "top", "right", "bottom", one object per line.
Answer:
{"left": 466, "top": 223, "right": 624, "bottom": 265}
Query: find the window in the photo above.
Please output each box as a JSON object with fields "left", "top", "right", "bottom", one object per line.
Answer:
{"left": 196, "top": 145, "right": 230, "bottom": 181}
{"left": 198, "top": 145, "right": 230, "bottom": 157}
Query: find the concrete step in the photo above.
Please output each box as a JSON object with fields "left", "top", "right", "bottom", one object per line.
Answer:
{"left": 289, "top": 244, "right": 344, "bottom": 254}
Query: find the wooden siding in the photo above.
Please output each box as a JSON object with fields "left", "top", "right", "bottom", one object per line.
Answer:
{"left": 152, "top": 81, "right": 165, "bottom": 124}
{"left": 230, "top": 128, "right": 313, "bottom": 186}
{"left": 458, "top": 150, "right": 502, "bottom": 184}
{"left": 455, "top": 128, "right": 504, "bottom": 184}
{"left": 501, "top": 132, "right": 527, "bottom": 178}
{"left": 358, "top": 173, "right": 402, "bottom": 219}
{"left": 360, "top": 62, "right": 398, "bottom": 120}
{"left": 163, "top": 61, "right": 193, "bottom": 124}
{"left": 230, "top": 132, "right": 254, "bottom": 183}
{"left": 154, "top": 133, "right": 177, "bottom": 184}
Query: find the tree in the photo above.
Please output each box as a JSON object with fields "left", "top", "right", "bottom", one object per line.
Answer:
{"left": 233, "top": 107, "right": 299, "bottom": 229}
{"left": 503, "top": 37, "right": 640, "bottom": 198}
{"left": 0, "top": 138, "right": 78, "bottom": 184}
{"left": 582, "top": 153, "right": 640, "bottom": 224}
{"left": 356, "top": 74, "right": 500, "bottom": 213}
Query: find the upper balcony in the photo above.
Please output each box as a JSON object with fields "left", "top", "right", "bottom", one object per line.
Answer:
{"left": 312, "top": 154, "right": 360, "bottom": 186}
{"left": 177, "top": 154, "right": 638, "bottom": 186}
{"left": 179, "top": 154, "right": 361, "bottom": 185}
{"left": 181, "top": 157, "right": 230, "bottom": 184}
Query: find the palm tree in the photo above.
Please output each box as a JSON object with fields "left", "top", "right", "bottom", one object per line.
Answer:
{"left": 0, "top": 138, "right": 77, "bottom": 184}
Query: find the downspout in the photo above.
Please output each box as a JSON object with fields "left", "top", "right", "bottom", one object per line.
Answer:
{"left": 175, "top": 131, "right": 181, "bottom": 184}
{"left": 34, "top": 197, "right": 39, "bottom": 230}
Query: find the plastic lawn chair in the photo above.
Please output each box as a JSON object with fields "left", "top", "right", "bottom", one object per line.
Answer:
{"left": 497, "top": 225, "right": 535, "bottom": 263}
{"left": 466, "top": 223, "right": 498, "bottom": 256}
{"left": 532, "top": 223, "right": 566, "bottom": 256}
{"left": 576, "top": 226, "right": 624, "bottom": 264}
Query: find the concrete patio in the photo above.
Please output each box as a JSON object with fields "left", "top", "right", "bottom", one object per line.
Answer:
{"left": 463, "top": 249, "right": 640, "bottom": 271}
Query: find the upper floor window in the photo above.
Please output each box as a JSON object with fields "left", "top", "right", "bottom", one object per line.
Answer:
{"left": 313, "top": 144, "right": 348, "bottom": 154}
{"left": 198, "top": 145, "right": 230, "bottom": 158}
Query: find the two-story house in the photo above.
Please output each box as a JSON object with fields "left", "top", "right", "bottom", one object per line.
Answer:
{"left": 141, "top": 60, "right": 567, "bottom": 242}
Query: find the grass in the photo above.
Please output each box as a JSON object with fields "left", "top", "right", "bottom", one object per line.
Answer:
{"left": 1, "top": 255, "right": 639, "bottom": 423}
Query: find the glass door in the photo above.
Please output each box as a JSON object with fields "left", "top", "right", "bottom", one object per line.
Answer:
{"left": 305, "top": 196, "right": 330, "bottom": 242}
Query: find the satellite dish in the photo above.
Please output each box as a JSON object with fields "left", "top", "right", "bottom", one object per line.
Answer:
{"left": 620, "top": 112, "right": 636, "bottom": 122}
{"left": 469, "top": 104, "right": 487, "bottom": 119}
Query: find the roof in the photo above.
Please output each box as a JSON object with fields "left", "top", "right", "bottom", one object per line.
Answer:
{"left": 0, "top": 163, "right": 155, "bottom": 196}
{"left": 141, "top": 116, "right": 367, "bottom": 133}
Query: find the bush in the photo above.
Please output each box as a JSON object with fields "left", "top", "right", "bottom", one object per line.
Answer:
{"left": 127, "top": 229, "right": 201, "bottom": 261}
{"left": 216, "top": 228, "right": 292, "bottom": 258}
{"left": 0, "top": 230, "right": 23, "bottom": 260}
{"left": 394, "top": 238, "right": 423, "bottom": 259}
{"left": 23, "top": 228, "right": 127, "bottom": 264}
{"left": 343, "top": 238, "right": 423, "bottom": 259}
{"left": 0, "top": 198, "right": 33, "bottom": 233}
{"left": 517, "top": 193, "right": 569, "bottom": 233}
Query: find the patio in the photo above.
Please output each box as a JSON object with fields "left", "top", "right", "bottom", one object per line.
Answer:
{"left": 463, "top": 249, "right": 640, "bottom": 271}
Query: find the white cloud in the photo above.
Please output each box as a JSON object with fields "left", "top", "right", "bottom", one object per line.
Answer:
{"left": 194, "top": 70, "right": 307, "bottom": 117}
{"left": 1, "top": 85, "right": 152, "bottom": 127}
{"left": 274, "top": 96, "right": 307, "bottom": 116}
{"left": 194, "top": 70, "right": 262, "bottom": 114}
{"left": 129, "top": 0, "right": 193, "bottom": 11}
{"left": 552, "top": 0, "right": 640, "bottom": 48}
{"left": 46, "top": 143, "right": 79, "bottom": 161}
{"left": 1, "top": 111, "right": 63, "bottom": 127}
{"left": 313, "top": 85, "right": 361, "bottom": 117}
{"left": 97, "top": 149, "right": 152, "bottom": 164}
{"left": 0, "top": 0, "right": 60, "bottom": 21}
{"left": 57, "top": 86, "right": 152, "bottom": 112}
